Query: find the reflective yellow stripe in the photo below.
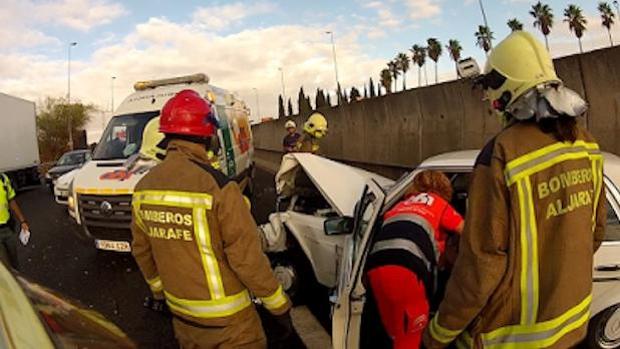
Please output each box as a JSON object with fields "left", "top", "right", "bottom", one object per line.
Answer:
{"left": 133, "top": 190, "right": 213, "bottom": 209}
{"left": 517, "top": 178, "right": 539, "bottom": 325}
{"left": 481, "top": 294, "right": 591, "bottom": 348}
{"left": 590, "top": 155, "right": 604, "bottom": 231}
{"left": 429, "top": 313, "right": 462, "bottom": 344}
{"left": 505, "top": 141, "right": 600, "bottom": 185}
{"left": 260, "top": 286, "right": 288, "bottom": 311}
{"left": 194, "top": 207, "right": 225, "bottom": 300}
{"left": 164, "top": 290, "right": 252, "bottom": 319}
{"left": 146, "top": 276, "right": 163, "bottom": 292}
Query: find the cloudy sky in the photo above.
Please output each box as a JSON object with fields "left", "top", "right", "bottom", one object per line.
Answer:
{"left": 1, "top": 0, "right": 618, "bottom": 134}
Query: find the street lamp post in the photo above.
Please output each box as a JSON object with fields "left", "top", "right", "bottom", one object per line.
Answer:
{"left": 478, "top": 0, "right": 492, "bottom": 49}
{"left": 252, "top": 88, "right": 261, "bottom": 121}
{"left": 278, "top": 67, "right": 286, "bottom": 104}
{"left": 67, "top": 41, "right": 77, "bottom": 150}
{"left": 325, "top": 31, "right": 340, "bottom": 93}
{"left": 110, "top": 76, "right": 116, "bottom": 112}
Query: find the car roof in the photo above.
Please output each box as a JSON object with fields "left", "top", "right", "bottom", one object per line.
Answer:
{"left": 418, "top": 149, "right": 620, "bottom": 187}
{"left": 418, "top": 150, "right": 479, "bottom": 169}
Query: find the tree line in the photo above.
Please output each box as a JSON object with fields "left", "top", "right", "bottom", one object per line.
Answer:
{"left": 380, "top": 1, "right": 617, "bottom": 94}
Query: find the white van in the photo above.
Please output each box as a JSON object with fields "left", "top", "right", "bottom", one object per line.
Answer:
{"left": 68, "top": 74, "right": 254, "bottom": 252}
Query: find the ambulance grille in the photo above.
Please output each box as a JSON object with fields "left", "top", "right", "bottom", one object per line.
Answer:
{"left": 78, "top": 194, "right": 133, "bottom": 237}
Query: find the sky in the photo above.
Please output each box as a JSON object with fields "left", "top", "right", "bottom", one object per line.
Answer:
{"left": 1, "top": 0, "right": 619, "bottom": 136}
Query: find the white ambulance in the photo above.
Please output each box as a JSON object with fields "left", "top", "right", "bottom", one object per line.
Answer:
{"left": 67, "top": 74, "right": 254, "bottom": 252}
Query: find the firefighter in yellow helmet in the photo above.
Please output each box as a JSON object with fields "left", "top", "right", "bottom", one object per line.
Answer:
{"left": 295, "top": 112, "right": 327, "bottom": 154}
{"left": 131, "top": 90, "right": 292, "bottom": 349}
{"left": 424, "top": 31, "right": 606, "bottom": 349}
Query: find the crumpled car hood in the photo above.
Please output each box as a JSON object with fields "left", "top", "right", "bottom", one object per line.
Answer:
{"left": 275, "top": 153, "right": 394, "bottom": 217}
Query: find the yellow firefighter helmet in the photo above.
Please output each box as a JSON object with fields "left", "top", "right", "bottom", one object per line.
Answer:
{"left": 303, "top": 112, "right": 328, "bottom": 139}
{"left": 139, "top": 117, "right": 166, "bottom": 161}
{"left": 482, "top": 31, "right": 561, "bottom": 112}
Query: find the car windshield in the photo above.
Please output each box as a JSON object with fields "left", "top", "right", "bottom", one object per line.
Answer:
{"left": 57, "top": 152, "right": 86, "bottom": 166}
{"left": 93, "top": 111, "right": 159, "bottom": 160}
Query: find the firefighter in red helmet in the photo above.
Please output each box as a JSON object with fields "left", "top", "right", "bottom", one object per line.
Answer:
{"left": 131, "top": 89, "right": 292, "bottom": 348}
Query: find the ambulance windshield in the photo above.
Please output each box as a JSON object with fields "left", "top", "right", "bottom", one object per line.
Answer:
{"left": 93, "top": 111, "right": 159, "bottom": 160}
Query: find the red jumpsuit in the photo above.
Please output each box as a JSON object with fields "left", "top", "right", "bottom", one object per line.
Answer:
{"left": 366, "top": 192, "right": 463, "bottom": 349}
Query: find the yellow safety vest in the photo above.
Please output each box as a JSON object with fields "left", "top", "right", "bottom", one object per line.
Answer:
{"left": 0, "top": 174, "right": 15, "bottom": 225}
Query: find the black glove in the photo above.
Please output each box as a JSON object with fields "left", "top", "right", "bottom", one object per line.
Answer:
{"left": 143, "top": 296, "right": 170, "bottom": 316}
{"left": 271, "top": 311, "right": 295, "bottom": 348}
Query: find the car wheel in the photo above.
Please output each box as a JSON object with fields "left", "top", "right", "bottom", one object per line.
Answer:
{"left": 587, "top": 304, "right": 620, "bottom": 349}
{"left": 270, "top": 247, "right": 314, "bottom": 305}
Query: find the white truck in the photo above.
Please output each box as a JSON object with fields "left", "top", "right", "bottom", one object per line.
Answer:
{"left": 67, "top": 74, "right": 255, "bottom": 252}
{"left": 0, "top": 93, "right": 40, "bottom": 188}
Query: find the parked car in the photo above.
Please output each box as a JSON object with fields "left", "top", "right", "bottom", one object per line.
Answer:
{"left": 261, "top": 151, "right": 620, "bottom": 349}
{"left": 45, "top": 150, "right": 91, "bottom": 189}
{"left": 53, "top": 169, "right": 78, "bottom": 205}
{"left": 0, "top": 262, "right": 135, "bottom": 348}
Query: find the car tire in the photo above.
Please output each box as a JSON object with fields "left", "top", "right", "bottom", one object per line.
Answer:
{"left": 586, "top": 304, "right": 620, "bottom": 349}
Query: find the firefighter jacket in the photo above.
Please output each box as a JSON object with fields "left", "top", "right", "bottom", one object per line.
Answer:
{"left": 131, "top": 139, "right": 291, "bottom": 327}
{"left": 426, "top": 122, "right": 606, "bottom": 349}
{"left": 295, "top": 133, "right": 320, "bottom": 154}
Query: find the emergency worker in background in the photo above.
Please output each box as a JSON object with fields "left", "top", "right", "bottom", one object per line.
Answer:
{"left": 131, "top": 89, "right": 292, "bottom": 349}
{"left": 0, "top": 173, "right": 29, "bottom": 269}
{"left": 365, "top": 170, "right": 463, "bottom": 349}
{"left": 295, "top": 112, "right": 327, "bottom": 154}
{"left": 126, "top": 117, "right": 166, "bottom": 174}
{"left": 282, "top": 120, "right": 300, "bottom": 153}
{"left": 424, "top": 31, "right": 606, "bottom": 349}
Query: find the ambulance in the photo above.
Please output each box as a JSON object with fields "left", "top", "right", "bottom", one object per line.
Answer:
{"left": 68, "top": 74, "right": 254, "bottom": 252}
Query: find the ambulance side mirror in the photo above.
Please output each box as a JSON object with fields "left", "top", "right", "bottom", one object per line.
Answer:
{"left": 324, "top": 217, "right": 354, "bottom": 236}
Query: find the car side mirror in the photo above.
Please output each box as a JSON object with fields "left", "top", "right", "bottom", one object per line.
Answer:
{"left": 324, "top": 217, "right": 353, "bottom": 236}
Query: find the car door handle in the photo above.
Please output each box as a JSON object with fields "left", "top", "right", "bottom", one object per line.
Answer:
{"left": 595, "top": 264, "right": 620, "bottom": 272}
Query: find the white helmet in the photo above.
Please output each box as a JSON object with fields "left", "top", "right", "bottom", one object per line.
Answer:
{"left": 284, "top": 120, "right": 296, "bottom": 129}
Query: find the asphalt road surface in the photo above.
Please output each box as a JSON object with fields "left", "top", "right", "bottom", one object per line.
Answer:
{"left": 14, "top": 168, "right": 307, "bottom": 349}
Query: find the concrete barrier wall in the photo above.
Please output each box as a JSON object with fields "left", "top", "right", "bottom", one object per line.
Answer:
{"left": 252, "top": 46, "right": 620, "bottom": 178}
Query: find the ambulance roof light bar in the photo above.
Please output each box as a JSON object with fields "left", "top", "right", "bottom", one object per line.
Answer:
{"left": 134, "top": 73, "right": 210, "bottom": 91}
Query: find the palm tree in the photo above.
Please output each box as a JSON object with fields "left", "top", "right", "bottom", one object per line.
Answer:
{"left": 387, "top": 60, "right": 400, "bottom": 92}
{"left": 507, "top": 18, "right": 524, "bottom": 31}
{"left": 446, "top": 39, "right": 463, "bottom": 78}
{"left": 475, "top": 25, "right": 494, "bottom": 55}
{"left": 530, "top": 1, "right": 554, "bottom": 50}
{"left": 427, "top": 38, "right": 442, "bottom": 84}
{"left": 599, "top": 2, "right": 616, "bottom": 46}
{"left": 396, "top": 52, "right": 410, "bottom": 90}
{"left": 564, "top": 4, "right": 588, "bottom": 53}
{"left": 410, "top": 45, "right": 427, "bottom": 87}
{"left": 380, "top": 68, "right": 392, "bottom": 94}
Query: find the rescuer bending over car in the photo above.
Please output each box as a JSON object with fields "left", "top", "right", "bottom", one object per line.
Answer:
{"left": 131, "top": 90, "right": 292, "bottom": 349}
{"left": 365, "top": 170, "right": 463, "bottom": 349}
{"left": 424, "top": 31, "right": 606, "bottom": 349}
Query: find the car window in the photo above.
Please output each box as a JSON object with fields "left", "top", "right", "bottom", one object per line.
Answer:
{"left": 605, "top": 199, "right": 620, "bottom": 241}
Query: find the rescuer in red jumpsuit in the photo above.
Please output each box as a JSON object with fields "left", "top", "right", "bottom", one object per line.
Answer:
{"left": 366, "top": 170, "right": 464, "bottom": 349}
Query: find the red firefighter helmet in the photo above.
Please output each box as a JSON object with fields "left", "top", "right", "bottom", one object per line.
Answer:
{"left": 159, "top": 89, "right": 216, "bottom": 137}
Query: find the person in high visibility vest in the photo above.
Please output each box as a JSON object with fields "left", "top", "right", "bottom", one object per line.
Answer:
{"left": 131, "top": 89, "right": 292, "bottom": 348}
{"left": 365, "top": 170, "right": 463, "bottom": 349}
{"left": 423, "top": 31, "right": 606, "bottom": 349}
{"left": 0, "top": 174, "right": 29, "bottom": 269}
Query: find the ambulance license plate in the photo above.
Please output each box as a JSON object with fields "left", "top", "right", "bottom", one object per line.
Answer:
{"left": 95, "top": 240, "right": 131, "bottom": 252}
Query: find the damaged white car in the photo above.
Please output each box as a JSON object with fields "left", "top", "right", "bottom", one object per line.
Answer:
{"left": 258, "top": 153, "right": 393, "bottom": 299}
